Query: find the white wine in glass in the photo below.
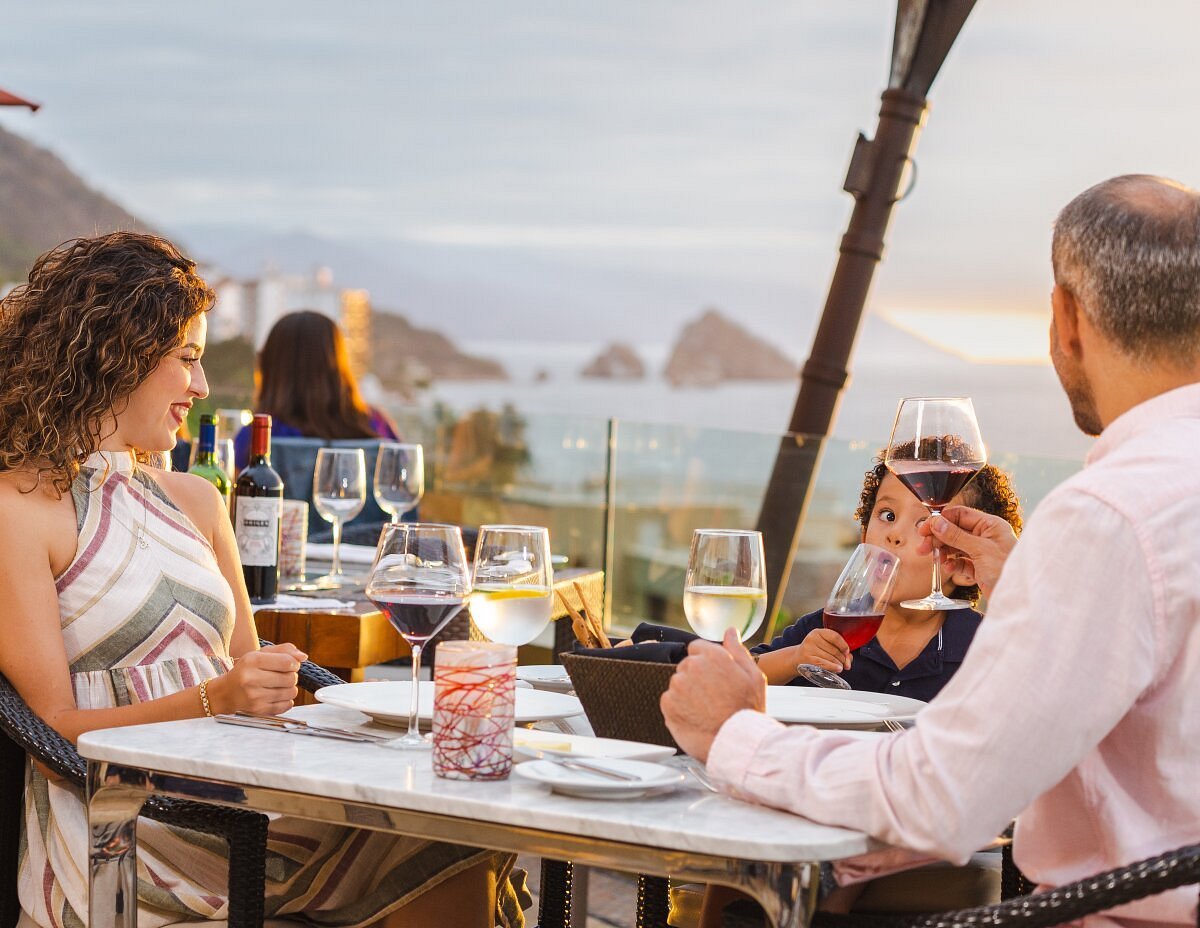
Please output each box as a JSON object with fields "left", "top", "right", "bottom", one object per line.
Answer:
{"left": 683, "top": 529, "right": 768, "bottom": 641}
{"left": 469, "top": 525, "right": 554, "bottom": 646}
{"left": 313, "top": 447, "right": 366, "bottom": 586}
{"left": 884, "top": 396, "right": 986, "bottom": 611}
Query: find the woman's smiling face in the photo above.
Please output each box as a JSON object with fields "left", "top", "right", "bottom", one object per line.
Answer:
{"left": 103, "top": 314, "right": 209, "bottom": 453}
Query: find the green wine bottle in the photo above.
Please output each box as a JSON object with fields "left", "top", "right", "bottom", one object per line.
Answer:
{"left": 188, "top": 413, "right": 231, "bottom": 504}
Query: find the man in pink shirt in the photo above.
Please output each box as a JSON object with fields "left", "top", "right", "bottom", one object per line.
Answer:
{"left": 662, "top": 174, "right": 1200, "bottom": 927}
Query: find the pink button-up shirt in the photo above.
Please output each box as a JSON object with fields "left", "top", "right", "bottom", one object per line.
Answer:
{"left": 708, "top": 383, "right": 1200, "bottom": 927}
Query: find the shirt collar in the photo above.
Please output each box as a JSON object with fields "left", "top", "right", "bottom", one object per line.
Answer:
{"left": 1087, "top": 381, "right": 1200, "bottom": 467}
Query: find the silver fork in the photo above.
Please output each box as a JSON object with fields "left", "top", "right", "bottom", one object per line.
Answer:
{"left": 882, "top": 719, "right": 906, "bottom": 733}
{"left": 231, "top": 711, "right": 392, "bottom": 742}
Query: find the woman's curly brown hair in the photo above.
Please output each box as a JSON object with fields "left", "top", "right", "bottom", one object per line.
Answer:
{"left": 0, "top": 232, "right": 214, "bottom": 495}
{"left": 854, "top": 441, "right": 1023, "bottom": 605}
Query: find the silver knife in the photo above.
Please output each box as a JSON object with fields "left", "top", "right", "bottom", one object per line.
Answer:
{"left": 214, "top": 715, "right": 381, "bottom": 743}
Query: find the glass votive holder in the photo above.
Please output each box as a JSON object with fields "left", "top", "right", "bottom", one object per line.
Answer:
{"left": 432, "top": 641, "right": 518, "bottom": 780}
{"left": 280, "top": 500, "right": 309, "bottom": 580}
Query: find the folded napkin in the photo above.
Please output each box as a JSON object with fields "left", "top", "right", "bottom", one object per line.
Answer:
{"left": 629, "top": 623, "right": 699, "bottom": 645}
{"left": 250, "top": 595, "right": 356, "bottom": 613}
{"left": 572, "top": 640, "right": 688, "bottom": 664}
{"left": 305, "top": 543, "right": 377, "bottom": 565}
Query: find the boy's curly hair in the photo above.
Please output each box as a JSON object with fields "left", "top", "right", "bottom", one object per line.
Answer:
{"left": 0, "top": 232, "right": 214, "bottom": 495}
{"left": 854, "top": 443, "right": 1023, "bottom": 605}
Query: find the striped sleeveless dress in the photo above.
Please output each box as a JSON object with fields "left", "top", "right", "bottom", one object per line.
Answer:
{"left": 20, "top": 451, "right": 524, "bottom": 928}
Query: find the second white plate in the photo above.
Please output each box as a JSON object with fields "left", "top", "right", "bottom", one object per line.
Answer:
{"left": 765, "top": 686, "right": 925, "bottom": 728}
{"left": 513, "top": 757, "right": 684, "bottom": 799}
{"left": 315, "top": 681, "right": 583, "bottom": 726}
{"left": 516, "top": 665, "right": 575, "bottom": 693}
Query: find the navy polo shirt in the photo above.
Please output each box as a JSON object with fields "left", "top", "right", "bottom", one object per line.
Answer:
{"left": 750, "top": 607, "right": 982, "bottom": 702}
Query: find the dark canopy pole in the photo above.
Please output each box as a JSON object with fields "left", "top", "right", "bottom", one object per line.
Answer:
{"left": 752, "top": 0, "right": 976, "bottom": 641}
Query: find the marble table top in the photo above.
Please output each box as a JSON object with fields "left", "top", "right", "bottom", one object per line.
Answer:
{"left": 79, "top": 704, "right": 873, "bottom": 863}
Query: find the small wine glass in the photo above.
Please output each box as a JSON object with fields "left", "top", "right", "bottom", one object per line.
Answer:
{"left": 796, "top": 542, "right": 901, "bottom": 689}
{"left": 367, "top": 523, "right": 471, "bottom": 750}
{"left": 192, "top": 438, "right": 236, "bottom": 481}
{"left": 374, "top": 443, "right": 424, "bottom": 522}
{"left": 469, "top": 525, "right": 554, "bottom": 646}
{"left": 683, "top": 529, "right": 768, "bottom": 641}
{"left": 885, "top": 397, "right": 987, "bottom": 611}
{"left": 313, "top": 447, "right": 367, "bottom": 586}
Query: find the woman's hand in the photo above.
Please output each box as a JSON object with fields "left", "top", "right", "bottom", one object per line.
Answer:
{"left": 206, "top": 643, "right": 307, "bottom": 716}
{"left": 794, "top": 629, "right": 852, "bottom": 673}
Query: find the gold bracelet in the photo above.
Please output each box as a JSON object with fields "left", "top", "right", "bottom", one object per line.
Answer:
{"left": 198, "top": 679, "right": 213, "bottom": 717}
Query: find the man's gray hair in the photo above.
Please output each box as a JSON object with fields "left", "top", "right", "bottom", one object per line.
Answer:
{"left": 1052, "top": 175, "right": 1200, "bottom": 363}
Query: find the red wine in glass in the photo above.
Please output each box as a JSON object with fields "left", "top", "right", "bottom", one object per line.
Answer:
{"left": 370, "top": 591, "right": 466, "bottom": 644}
{"left": 886, "top": 460, "right": 982, "bottom": 509}
{"left": 822, "top": 611, "right": 885, "bottom": 651}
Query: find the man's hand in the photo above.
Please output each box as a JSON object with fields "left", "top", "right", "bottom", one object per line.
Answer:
{"left": 916, "top": 505, "right": 1018, "bottom": 599}
{"left": 661, "top": 628, "right": 766, "bottom": 764}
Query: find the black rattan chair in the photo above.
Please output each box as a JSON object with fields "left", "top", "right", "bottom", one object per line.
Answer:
{"left": 0, "top": 652, "right": 351, "bottom": 928}
{"left": 706, "top": 842, "right": 1200, "bottom": 928}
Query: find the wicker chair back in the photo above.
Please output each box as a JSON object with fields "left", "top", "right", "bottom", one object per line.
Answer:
{"left": 560, "top": 653, "right": 680, "bottom": 751}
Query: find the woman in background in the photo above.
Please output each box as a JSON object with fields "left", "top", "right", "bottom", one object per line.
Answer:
{"left": 234, "top": 310, "right": 399, "bottom": 468}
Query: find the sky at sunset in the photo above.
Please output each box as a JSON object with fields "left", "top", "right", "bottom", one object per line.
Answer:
{"left": 3, "top": 0, "right": 1198, "bottom": 368}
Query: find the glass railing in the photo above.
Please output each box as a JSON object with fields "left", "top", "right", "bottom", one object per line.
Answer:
{"left": 383, "top": 403, "right": 1084, "bottom": 640}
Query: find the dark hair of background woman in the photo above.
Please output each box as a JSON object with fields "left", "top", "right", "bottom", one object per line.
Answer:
{"left": 254, "top": 310, "right": 377, "bottom": 440}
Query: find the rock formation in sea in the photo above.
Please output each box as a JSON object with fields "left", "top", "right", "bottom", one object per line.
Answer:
{"left": 663, "top": 308, "right": 798, "bottom": 387}
{"left": 581, "top": 342, "right": 647, "bottom": 380}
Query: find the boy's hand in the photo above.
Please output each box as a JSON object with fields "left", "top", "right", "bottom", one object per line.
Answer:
{"left": 661, "top": 628, "right": 766, "bottom": 764}
{"left": 795, "top": 629, "right": 853, "bottom": 672}
{"left": 916, "top": 505, "right": 1017, "bottom": 599}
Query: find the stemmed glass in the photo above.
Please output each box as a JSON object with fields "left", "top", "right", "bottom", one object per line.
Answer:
{"left": 469, "top": 525, "right": 554, "bottom": 645}
{"left": 374, "top": 443, "right": 424, "bottom": 522}
{"left": 885, "top": 396, "right": 987, "bottom": 610}
{"left": 683, "top": 529, "right": 768, "bottom": 641}
{"left": 796, "top": 543, "right": 900, "bottom": 689}
{"left": 366, "top": 523, "right": 471, "bottom": 750}
{"left": 313, "top": 447, "right": 366, "bottom": 586}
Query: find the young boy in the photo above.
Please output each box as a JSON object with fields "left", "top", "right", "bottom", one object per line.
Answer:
{"left": 753, "top": 452, "right": 1022, "bottom": 700}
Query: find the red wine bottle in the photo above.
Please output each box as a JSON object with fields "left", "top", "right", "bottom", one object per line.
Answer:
{"left": 232, "top": 414, "right": 284, "bottom": 604}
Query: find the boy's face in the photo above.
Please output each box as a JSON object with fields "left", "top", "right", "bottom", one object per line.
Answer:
{"left": 861, "top": 472, "right": 973, "bottom": 606}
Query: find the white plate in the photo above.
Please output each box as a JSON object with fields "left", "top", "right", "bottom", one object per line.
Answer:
{"left": 513, "top": 728, "right": 676, "bottom": 764}
{"left": 765, "top": 686, "right": 925, "bottom": 728}
{"left": 513, "top": 757, "right": 685, "bottom": 799}
{"left": 315, "top": 681, "right": 583, "bottom": 726}
{"left": 516, "top": 665, "right": 575, "bottom": 693}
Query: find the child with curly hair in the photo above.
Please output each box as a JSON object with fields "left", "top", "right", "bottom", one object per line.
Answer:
{"left": 752, "top": 447, "right": 1023, "bottom": 700}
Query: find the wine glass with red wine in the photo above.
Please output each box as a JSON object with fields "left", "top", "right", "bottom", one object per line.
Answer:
{"left": 885, "top": 396, "right": 987, "bottom": 611}
{"left": 365, "top": 523, "right": 471, "bottom": 750}
{"left": 796, "top": 543, "right": 900, "bottom": 689}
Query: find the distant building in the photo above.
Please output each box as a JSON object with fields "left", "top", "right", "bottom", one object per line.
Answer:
{"left": 340, "top": 288, "right": 372, "bottom": 379}
{"left": 206, "top": 264, "right": 366, "bottom": 349}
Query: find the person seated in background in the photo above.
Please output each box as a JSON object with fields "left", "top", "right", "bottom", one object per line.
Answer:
{"left": 234, "top": 309, "right": 400, "bottom": 469}
{"left": 753, "top": 450, "right": 1022, "bottom": 700}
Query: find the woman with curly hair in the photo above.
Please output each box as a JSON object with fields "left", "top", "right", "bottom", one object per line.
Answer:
{"left": 752, "top": 447, "right": 1023, "bottom": 700}
{"left": 0, "top": 232, "right": 525, "bottom": 928}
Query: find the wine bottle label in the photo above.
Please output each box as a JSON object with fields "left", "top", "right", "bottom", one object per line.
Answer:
{"left": 234, "top": 497, "right": 282, "bottom": 567}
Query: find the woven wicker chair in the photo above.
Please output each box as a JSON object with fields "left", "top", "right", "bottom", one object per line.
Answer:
{"left": 0, "top": 652, "right": 349, "bottom": 928}
{"left": 705, "top": 842, "right": 1200, "bottom": 928}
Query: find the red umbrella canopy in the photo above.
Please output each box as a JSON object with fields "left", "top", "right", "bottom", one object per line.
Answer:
{"left": 0, "top": 87, "right": 39, "bottom": 110}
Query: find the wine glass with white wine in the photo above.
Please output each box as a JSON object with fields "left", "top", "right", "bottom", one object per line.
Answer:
{"left": 374, "top": 443, "right": 424, "bottom": 522}
{"left": 683, "top": 529, "right": 768, "bottom": 641}
{"left": 469, "top": 525, "right": 554, "bottom": 646}
{"left": 312, "top": 447, "right": 367, "bottom": 586}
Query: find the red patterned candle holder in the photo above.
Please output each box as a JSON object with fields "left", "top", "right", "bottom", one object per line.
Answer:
{"left": 432, "top": 641, "right": 518, "bottom": 780}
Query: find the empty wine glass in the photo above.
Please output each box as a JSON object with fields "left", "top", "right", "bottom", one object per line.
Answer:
{"left": 313, "top": 447, "right": 366, "bottom": 586}
{"left": 796, "top": 543, "right": 900, "bottom": 689}
{"left": 367, "top": 523, "right": 471, "bottom": 750}
{"left": 470, "top": 525, "right": 554, "bottom": 645}
{"left": 374, "top": 443, "right": 424, "bottom": 522}
{"left": 885, "top": 397, "right": 987, "bottom": 610}
{"left": 192, "top": 437, "right": 236, "bottom": 481}
{"left": 683, "top": 529, "right": 768, "bottom": 641}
